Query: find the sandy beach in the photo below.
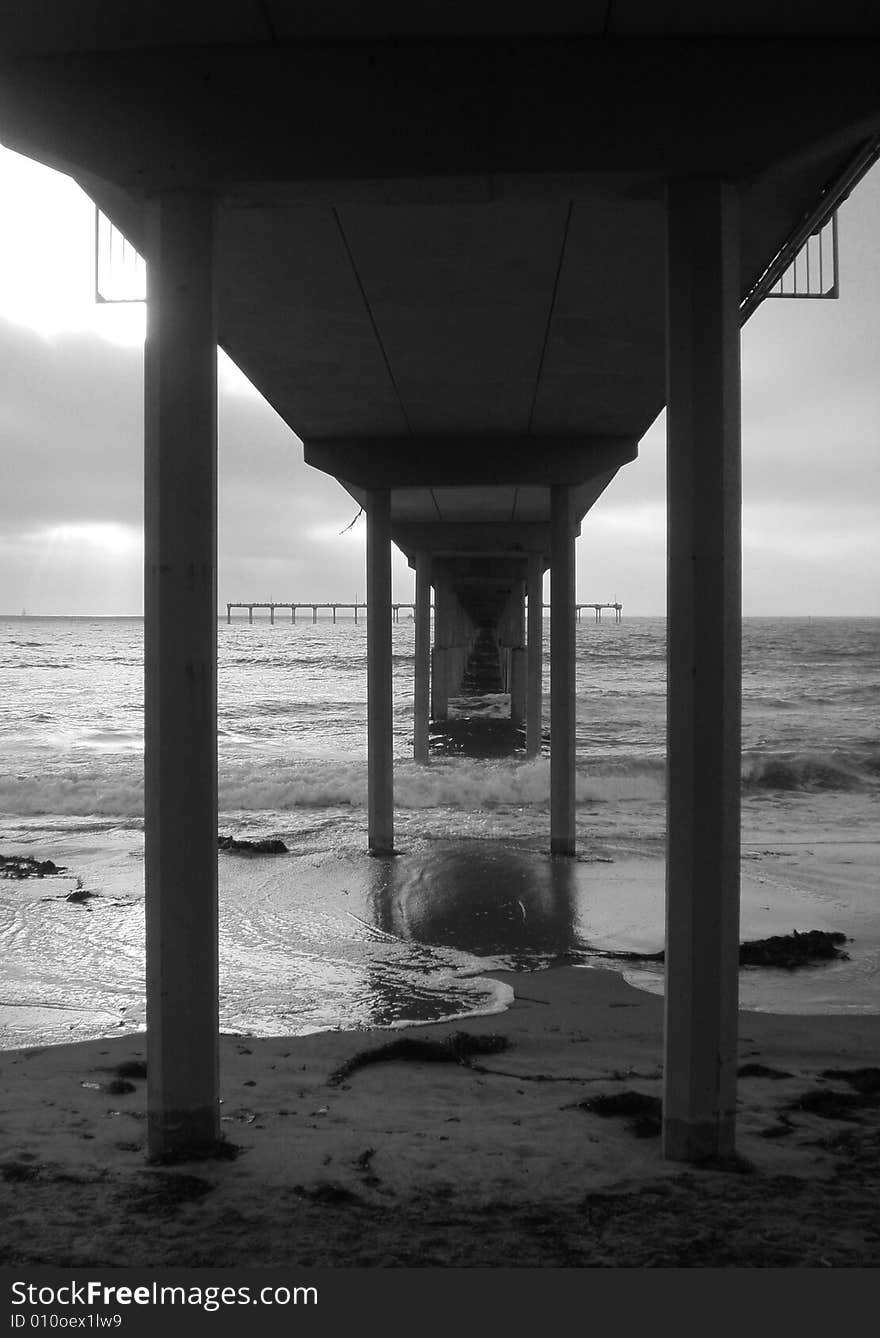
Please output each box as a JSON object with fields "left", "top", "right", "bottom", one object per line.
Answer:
{"left": 2, "top": 961, "right": 879, "bottom": 1268}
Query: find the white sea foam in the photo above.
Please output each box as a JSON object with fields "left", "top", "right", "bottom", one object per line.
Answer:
{"left": 5, "top": 746, "right": 878, "bottom": 821}
{"left": 0, "top": 756, "right": 668, "bottom": 819}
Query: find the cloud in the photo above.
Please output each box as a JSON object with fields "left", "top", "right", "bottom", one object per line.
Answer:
{"left": 0, "top": 150, "right": 877, "bottom": 616}
{"left": 0, "top": 315, "right": 411, "bottom": 612}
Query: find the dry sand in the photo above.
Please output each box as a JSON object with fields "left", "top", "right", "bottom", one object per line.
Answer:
{"left": 1, "top": 964, "right": 879, "bottom": 1268}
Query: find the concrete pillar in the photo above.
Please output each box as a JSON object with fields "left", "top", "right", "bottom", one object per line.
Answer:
{"left": 270, "top": 605, "right": 274, "bottom": 625}
{"left": 550, "top": 485, "right": 576, "bottom": 855}
{"left": 430, "top": 647, "right": 447, "bottom": 720}
{"left": 248, "top": 606, "right": 253, "bottom": 624}
{"left": 144, "top": 192, "right": 219, "bottom": 1161}
{"left": 430, "top": 578, "right": 453, "bottom": 720}
{"left": 510, "top": 648, "right": 527, "bottom": 727}
{"left": 367, "top": 488, "right": 394, "bottom": 853}
{"left": 526, "top": 554, "right": 543, "bottom": 757}
{"left": 413, "top": 551, "right": 431, "bottom": 762}
{"left": 663, "top": 177, "right": 742, "bottom": 1163}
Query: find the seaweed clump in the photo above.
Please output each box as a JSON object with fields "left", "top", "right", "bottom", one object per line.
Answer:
{"left": 328, "top": 1031, "right": 509, "bottom": 1086}
{"left": 818, "top": 1067, "right": 880, "bottom": 1096}
{"left": 598, "top": 929, "right": 849, "bottom": 971}
{"left": 218, "top": 836, "right": 288, "bottom": 855}
{"left": 577, "top": 1091, "right": 662, "bottom": 1139}
{"left": 0, "top": 853, "right": 63, "bottom": 879}
{"left": 738, "top": 930, "right": 849, "bottom": 969}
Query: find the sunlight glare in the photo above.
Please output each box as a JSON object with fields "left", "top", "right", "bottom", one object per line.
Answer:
{"left": 40, "top": 522, "right": 143, "bottom": 558}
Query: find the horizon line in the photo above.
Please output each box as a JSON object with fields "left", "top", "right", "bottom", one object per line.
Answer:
{"left": 3, "top": 610, "right": 879, "bottom": 621}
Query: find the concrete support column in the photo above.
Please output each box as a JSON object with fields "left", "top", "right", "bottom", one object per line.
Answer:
{"left": 144, "top": 193, "right": 219, "bottom": 1161}
{"left": 430, "top": 648, "right": 449, "bottom": 720}
{"left": 663, "top": 178, "right": 742, "bottom": 1162}
{"left": 509, "top": 648, "right": 527, "bottom": 727}
{"left": 413, "top": 552, "right": 431, "bottom": 762}
{"left": 526, "top": 554, "right": 544, "bottom": 757}
{"left": 550, "top": 486, "right": 576, "bottom": 855}
{"left": 430, "top": 579, "right": 453, "bottom": 720}
{"left": 366, "top": 488, "right": 394, "bottom": 854}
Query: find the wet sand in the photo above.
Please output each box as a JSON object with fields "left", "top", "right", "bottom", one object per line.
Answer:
{"left": 3, "top": 792, "right": 878, "bottom": 1052}
{"left": 2, "top": 963, "right": 880, "bottom": 1267}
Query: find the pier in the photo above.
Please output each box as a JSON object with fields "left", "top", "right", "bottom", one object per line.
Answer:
{"left": 226, "top": 601, "right": 622, "bottom": 624}
{"left": 12, "top": 4, "right": 877, "bottom": 1167}
{"left": 227, "top": 601, "right": 404, "bottom": 624}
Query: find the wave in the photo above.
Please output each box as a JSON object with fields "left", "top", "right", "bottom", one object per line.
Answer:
{"left": 1, "top": 745, "right": 876, "bottom": 821}
{"left": 742, "top": 749, "right": 880, "bottom": 793}
{"left": 0, "top": 772, "right": 145, "bottom": 817}
{"left": 0, "top": 756, "right": 665, "bottom": 819}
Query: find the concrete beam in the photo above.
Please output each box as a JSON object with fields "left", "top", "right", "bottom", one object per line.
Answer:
{"left": 304, "top": 436, "right": 636, "bottom": 489}
{"left": 550, "top": 484, "right": 576, "bottom": 855}
{"left": 396, "top": 522, "right": 550, "bottom": 561}
{"left": 367, "top": 488, "right": 394, "bottom": 854}
{"left": 144, "top": 192, "right": 219, "bottom": 1161}
{"left": 663, "top": 178, "right": 742, "bottom": 1163}
{"left": 3, "top": 41, "right": 879, "bottom": 195}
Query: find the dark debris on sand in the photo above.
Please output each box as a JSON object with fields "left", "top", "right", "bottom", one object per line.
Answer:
{"left": 65, "top": 884, "right": 97, "bottom": 904}
{"left": 738, "top": 1063, "right": 794, "bottom": 1080}
{"left": 738, "top": 930, "right": 849, "bottom": 969}
{"left": 576, "top": 1090, "right": 663, "bottom": 1139}
{"left": 0, "top": 853, "right": 65, "bottom": 879}
{"left": 218, "top": 836, "right": 288, "bottom": 855}
{"left": 598, "top": 928, "right": 850, "bottom": 971}
{"left": 125, "top": 1172, "right": 214, "bottom": 1216}
{"left": 786, "top": 1087, "right": 880, "bottom": 1121}
{"left": 114, "top": 1060, "right": 147, "bottom": 1081}
{"left": 327, "top": 1032, "right": 510, "bottom": 1086}
{"left": 819, "top": 1066, "right": 880, "bottom": 1095}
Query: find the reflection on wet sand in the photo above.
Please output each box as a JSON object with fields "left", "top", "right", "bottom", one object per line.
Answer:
{"left": 368, "top": 702, "right": 579, "bottom": 983}
{"left": 368, "top": 841, "right": 579, "bottom": 968}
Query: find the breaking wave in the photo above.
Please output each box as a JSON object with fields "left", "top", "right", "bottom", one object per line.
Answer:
{"left": 0, "top": 756, "right": 665, "bottom": 820}
{"left": 2, "top": 748, "right": 876, "bottom": 821}
{"left": 742, "top": 749, "right": 879, "bottom": 793}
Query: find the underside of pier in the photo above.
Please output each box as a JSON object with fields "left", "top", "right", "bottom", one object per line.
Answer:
{"left": 2, "top": 3, "right": 879, "bottom": 1166}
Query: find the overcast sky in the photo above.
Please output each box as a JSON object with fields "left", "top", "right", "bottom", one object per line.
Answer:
{"left": 0, "top": 143, "right": 877, "bottom": 617}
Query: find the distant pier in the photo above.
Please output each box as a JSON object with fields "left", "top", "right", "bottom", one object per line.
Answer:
{"left": 226, "top": 600, "right": 622, "bottom": 624}
{"left": 226, "top": 601, "right": 412, "bottom": 624}
{"left": 570, "top": 603, "right": 623, "bottom": 624}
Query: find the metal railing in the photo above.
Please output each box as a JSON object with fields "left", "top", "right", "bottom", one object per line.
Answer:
{"left": 766, "top": 211, "right": 839, "bottom": 300}
{"left": 94, "top": 207, "right": 145, "bottom": 303}
{"left": 740, "top": 133, "right": 880, "bottom": 321}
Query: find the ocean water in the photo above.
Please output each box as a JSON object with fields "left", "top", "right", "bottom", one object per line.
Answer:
{"left": 0, "top": 614, "right": 877, "bottom": 1047}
